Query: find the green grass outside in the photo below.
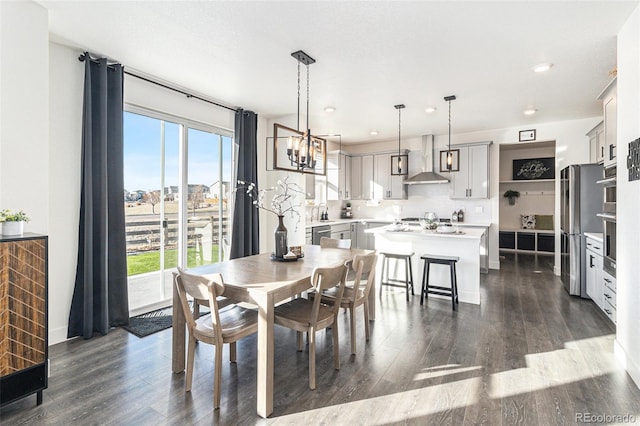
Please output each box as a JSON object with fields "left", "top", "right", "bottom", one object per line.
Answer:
{"left": 127, "top": 245, "right": 220, "bottom": 276}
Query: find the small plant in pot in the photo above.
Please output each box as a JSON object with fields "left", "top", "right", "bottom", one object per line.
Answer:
{"left": 503, "top": 190, "right": 520, "bottom": 205}
{"left": 0, "top": 209, "right": 30, "bottom": 236}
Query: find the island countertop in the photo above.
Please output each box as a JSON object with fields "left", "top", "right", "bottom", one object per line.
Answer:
{"left": 366, "top": 224, "right": 485, "bottom": 240}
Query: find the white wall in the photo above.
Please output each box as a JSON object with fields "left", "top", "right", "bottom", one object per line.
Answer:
{"left": 615, "top": 3, "right": 640, "bottom": 388}
{"left": 0, "top": 1, "right": 49, "bottom": 232}
{"left": 47, "top": 42, "right": 84, "bottom": 344}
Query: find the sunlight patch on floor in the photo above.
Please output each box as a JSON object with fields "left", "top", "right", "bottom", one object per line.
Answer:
{"left": 413, "top": 365, "right": 482, "bottom": 381}
{"left": 272, "top": 376, "right": 481, "bottom": 424}
{"left": 489, "top": 334, "right": 619, "bottom": 399}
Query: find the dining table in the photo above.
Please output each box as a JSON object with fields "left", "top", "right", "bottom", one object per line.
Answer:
{"left": 171, "top": 244, "right": 374, "bottom": 418}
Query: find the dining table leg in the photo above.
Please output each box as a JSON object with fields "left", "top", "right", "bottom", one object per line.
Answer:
{"left": 254, "top": 291, "right": 275, "bottom": 418}
{"left": 172, "top": 275, "right": 186, "bottom": 373}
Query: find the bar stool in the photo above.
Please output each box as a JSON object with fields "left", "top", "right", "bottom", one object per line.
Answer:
{"left": 420, "top": 254, "right": 459, "bottom": 310}
{"left": 379, "top": 252, "right": 414, "bottom": 301}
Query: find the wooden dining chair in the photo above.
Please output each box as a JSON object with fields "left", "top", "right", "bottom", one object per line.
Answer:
{"left": 320, "top": 236, "right": 352, "bottom": 249}
{"left": 274, "top": 263, "right": 348, "bottom": 390}
{"left": 316, "top": 253, "right": 377, "bottom": 355}
{"left": 174, "top": 267, "right": 258, "bottom": 409}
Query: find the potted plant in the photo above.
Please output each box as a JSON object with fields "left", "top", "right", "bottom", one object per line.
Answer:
{"left": 0, "top": 209, "right": 30, "bottom": 236}
{"left": 503, "top": 190, "right": 520, "bottom": 205}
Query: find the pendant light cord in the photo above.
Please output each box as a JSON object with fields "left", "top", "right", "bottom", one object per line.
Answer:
{"left": 296, "top": 61, "right": 301, "bottom": 131}
{"left": 398, "top": 107, "right": 401, "bottom": 154}
{"left": 448, "top": 99, "right": 452, "bottom": 152}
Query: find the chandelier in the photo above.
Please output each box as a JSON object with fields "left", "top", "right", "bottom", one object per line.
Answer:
{"left": 273, "top": 50, "right": 326, "bottom": 175}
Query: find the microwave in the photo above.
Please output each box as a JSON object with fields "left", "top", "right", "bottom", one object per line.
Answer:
{"left": 598, "top": 165, "right": 616, "bottom": 214}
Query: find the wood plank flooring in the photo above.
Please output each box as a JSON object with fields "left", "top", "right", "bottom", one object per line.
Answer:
{"left": 2, "top": 252, "right": 639, "bottom": 425}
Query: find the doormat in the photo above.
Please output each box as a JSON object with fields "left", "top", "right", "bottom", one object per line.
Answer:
{"left": 122, "top": 302, "right": 208, "bottom": 338}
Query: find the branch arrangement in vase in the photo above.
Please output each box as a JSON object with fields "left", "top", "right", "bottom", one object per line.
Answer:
{"left": 236, "top": 176, "right": 306, "bottom": 230}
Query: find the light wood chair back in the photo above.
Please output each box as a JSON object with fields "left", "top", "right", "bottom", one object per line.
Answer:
{"left": 308, "top": 264, "right": 348, "bottom": 324}
{"left": 320, "top": 236, "right": 352, "bottom": 249}
{"left": 349, "top": 253, "right": 378, "bottom": 302}
{"left": 175, "top": 266, "right": 225, "bottom": 343}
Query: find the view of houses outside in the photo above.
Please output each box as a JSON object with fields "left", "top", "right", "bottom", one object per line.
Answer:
{"left": 123, "top": 111, "right": 232, "bottom": 312}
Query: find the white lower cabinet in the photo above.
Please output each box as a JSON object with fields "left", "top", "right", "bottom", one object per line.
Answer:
{"left": 586, "top": 246, "right": 603, "bottom": 309}
{"left": 602, "top": 270, "right": 616, "bottom": 324}
{"left": 585, "top": 235, "right": 615, "bottom": 324}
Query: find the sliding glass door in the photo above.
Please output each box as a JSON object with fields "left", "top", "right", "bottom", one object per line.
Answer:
{"left": 124, "top": 109, "right": 233, "bottom": 314}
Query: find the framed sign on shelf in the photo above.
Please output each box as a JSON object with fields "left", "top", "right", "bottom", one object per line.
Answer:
{"left": 512, "top": 157, "right": 555, "bottom": 180}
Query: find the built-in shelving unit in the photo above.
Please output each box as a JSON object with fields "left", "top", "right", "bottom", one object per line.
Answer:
{"left": 499, "top": 140, "right": 556, "bottom": 251}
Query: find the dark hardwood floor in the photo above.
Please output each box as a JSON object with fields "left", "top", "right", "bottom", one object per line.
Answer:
{"left": 2, "top": 252, "right": 639, "bottom": 425}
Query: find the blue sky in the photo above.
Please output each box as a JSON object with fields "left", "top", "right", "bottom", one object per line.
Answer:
{"left": 123, "top": 112, "right": 232, "bottom": 192}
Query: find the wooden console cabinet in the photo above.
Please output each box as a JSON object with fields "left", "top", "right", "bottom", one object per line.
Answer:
{"left": 0, "top": 233, "right": 48, "bottom": 406}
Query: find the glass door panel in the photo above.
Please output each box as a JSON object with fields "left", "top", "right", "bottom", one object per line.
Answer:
{"left": 124, "top": 111, "right": 180, "bottom": 313}
{"left": 186, "top": 129, "right": 233, "bottom": 267}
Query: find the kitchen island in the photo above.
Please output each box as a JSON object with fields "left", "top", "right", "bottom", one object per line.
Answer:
{"left": 367, "top": 225, "right": 484, "bottom": 305}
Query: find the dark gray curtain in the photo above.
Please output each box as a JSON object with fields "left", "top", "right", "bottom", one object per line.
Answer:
{"left": 68, "top": 54, "right": 129, "bottom": 339}
{"left": 230, "top": 109, "right": 260, "bottom": 259}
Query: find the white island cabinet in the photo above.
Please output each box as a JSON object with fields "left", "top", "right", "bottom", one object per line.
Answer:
{"left": 368, "top": 226, "right": 484, "bottom": 305}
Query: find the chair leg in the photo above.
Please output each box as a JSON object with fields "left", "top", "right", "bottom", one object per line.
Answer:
{"left": 349, "top": 305, "right": 356, "bottom": 355}
{"left": 185, "top": 335, "right": 197, "bottom": 392}
{"left": 363, "top": 301, "right": 370, "bottom": 341}
{"left": 309, "top": 328, "right": 316, "bottom": 390}
{"left": 229, "top": 341, "right": 237, "bottom": 363}
{"left": 297, "top": 331, "right": 303, "bottom": 351}
{"left": 213, "top": 344, "right": 223, "bottom": 409}
{"left": 332, "top": 320, "right": 340, "bottom": 370}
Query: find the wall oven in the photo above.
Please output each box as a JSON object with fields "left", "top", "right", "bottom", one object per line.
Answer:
{"left": 597, "top": 165, "right": 616, "bottom": 276}
{"left": 603, "top": 217, "right": 616, "bottom": 276}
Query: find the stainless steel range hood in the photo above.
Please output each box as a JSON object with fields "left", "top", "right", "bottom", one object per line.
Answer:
{"left": 403, "top": 135, "right": 450, "bottom": 184}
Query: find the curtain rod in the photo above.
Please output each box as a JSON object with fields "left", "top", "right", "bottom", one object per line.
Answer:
{"left": 78, "top": 53, "right": 239, "bottom": 113}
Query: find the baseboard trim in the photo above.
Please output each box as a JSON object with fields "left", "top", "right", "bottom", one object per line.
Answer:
{"left": 49, "top": 326, "right": 69, "bottom": 346}
{"left": 614, "top": 339, "right": 640, "bottom": 389}
{"left": 489, "top": 260, "right": 500, "bottom": 270}
{"left": 554, "top": 265, "right": 561, "bottom": 276}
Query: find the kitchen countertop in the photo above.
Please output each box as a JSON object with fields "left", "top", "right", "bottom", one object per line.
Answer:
{"left": 584, "top": 232, "right": 604, "bottom": 242}
{"left": 366, "top": 224, "right": 485, "bottom": 240}
{"left": 305, "top": 218, "right": 490, "bottom": 229}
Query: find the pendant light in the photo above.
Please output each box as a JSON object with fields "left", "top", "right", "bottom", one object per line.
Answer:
{"left": 391, "top": 104, "right": 408, "bottom": 176}
{"left": 443, "top": 95, "right": 460, "bottom": 172}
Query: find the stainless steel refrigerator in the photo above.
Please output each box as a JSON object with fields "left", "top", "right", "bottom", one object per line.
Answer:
{"left": 560, "top": 164, "right": 603, "bottom": 297}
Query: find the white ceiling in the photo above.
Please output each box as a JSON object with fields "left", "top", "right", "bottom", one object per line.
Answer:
{"left": 38, "top": 0, "right": 638, "bottom": 144}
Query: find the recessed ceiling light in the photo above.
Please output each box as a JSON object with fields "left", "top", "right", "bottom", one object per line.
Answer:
{"left": 523, "top": 109, "right": 538, "bottom": 116}
{"left": 425, "top": 107, "right": 437, "bottom": 113}
{"left": 370, "top": 130, "right": 379, "bottom": 136}
{"left": 533, "top": 63, "right": 553, "bottom": 73}
{"left": 324, "top": 106, "right": 336, "bottom": 113}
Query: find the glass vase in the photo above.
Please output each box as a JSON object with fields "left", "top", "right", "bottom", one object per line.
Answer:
{"left": 274, "top": 215, "right": 288, "bottom": 258}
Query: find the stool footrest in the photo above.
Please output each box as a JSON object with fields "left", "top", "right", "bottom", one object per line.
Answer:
{"left": 426, "top": 285, "right": 453, "bottom": 292}
{"left": 425, "top": 290, "right": 454, "bottom": 297}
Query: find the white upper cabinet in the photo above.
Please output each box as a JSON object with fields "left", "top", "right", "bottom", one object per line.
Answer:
{"left": 326, "top": 152, "right": 352, "bottom": 201}
{"left": 598, "top": 78, "right": 617, "bottom": 168}
{"left": 374, "top": 152, "right": 408, "bottom": 200}
{"left": 361, "top": 155, "right": 375, "bottom": 200}
{"left": 450, "top": 143, "right": 490, "bottom": 199}
{"left": 350, "top": 155, "right": 363, "bottom": 199}
{"left": 587, "top": 121, "right": 605, "bottom": 164}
